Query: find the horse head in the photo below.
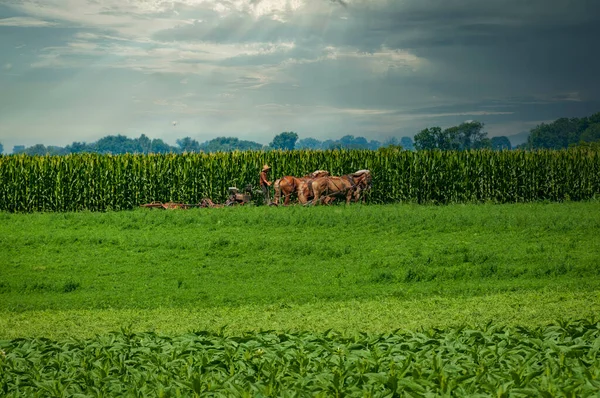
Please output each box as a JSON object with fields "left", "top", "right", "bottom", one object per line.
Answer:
{"left": 352, "top": 170, "right": 372, "bottom": 190}
{"left": 310, "top": 170, "right": 330, "bottom": 178}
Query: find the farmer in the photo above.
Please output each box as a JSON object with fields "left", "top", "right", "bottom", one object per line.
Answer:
{"left": 259, "top": 164, "right": 272, "bottom": 205}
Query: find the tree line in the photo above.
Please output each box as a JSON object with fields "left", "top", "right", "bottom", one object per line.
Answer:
{"left": 412, "top": 111, "right": 600, "bottom": 151}
{"left": 5, "top": 132, "right": 414, "bottom": 155}
{"left": 523, "top": 112, "right": 600, "bottom": 149}
{"left": 2, "top": 111, "right": 598, "bottom": 155}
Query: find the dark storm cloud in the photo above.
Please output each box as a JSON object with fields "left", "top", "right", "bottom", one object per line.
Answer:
{"left": 153, "top": 0, "right": 600, "bottom": 83}
{"left": 155, "top": 0, "right": 599, "bottom": 126}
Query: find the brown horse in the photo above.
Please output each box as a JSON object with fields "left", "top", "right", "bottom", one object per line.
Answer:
{"left": 273, "top": 170, "right": 329, "bottom": 205}
{"left": 350, "top": 169, "right": 372, "bottom": 203}
{"left": 309, "top": 170, "right": 372, "bottom": 205}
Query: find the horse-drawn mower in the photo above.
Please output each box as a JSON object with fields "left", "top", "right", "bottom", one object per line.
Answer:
{"left": 140, "top": 184, "right": 254, "bottom": 210}
{"left": 224, "top": 185, "right": 253, "bottom": 206}
{"left": 140, "top": 169, "right": 371, "bottom": 209}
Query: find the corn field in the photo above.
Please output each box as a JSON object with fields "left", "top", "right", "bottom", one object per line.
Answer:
{"left": 0, "top": 149, "right": 599, "bottom": 212}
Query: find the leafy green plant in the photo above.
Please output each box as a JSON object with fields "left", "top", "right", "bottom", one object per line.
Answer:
{"left": 1, "top": 320, "right": 599, "bottom": 396}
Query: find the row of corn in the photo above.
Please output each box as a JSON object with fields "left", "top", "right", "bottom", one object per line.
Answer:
{"left": 0, "top": 149, "right": 599, "bottom": 212}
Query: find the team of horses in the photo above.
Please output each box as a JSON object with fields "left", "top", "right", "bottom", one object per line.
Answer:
{"left": 273, "top": 169, "right": 372, "bottom": 206}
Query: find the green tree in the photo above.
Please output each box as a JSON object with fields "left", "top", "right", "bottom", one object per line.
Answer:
{"left": 297, "top": 137, "right": 323, "bottom": 150}
{"left": 336, "top": 135, "right": 371, "bottom": 149}
{"left": 463, "top": 121, "right": 490, "bottom": 149}
{"left": 151, "top": 138, "right": 175, "bottom": 153}
{"left": 522, "top": 112, "right": 600, "bottom": 149}
{"left": 0, "top": 142, "right": 3, "bottom": 154}
{"left": 94, "top": 135, "right": 138, "bottom": 154}
{"left": 199, "top": 137, "right": 262, "bottom": 152}
{"left": 382, "top": 137, "right": 399, "bottom": 147}
{"left": 527, "top": 118, "right": 580, "bottom": 149}
{"left": 580, "top": 123, "right": 600, "bottom": 143}
{"left": 176, "top": 137, "right": 201, "bottom": 153}
{"left": 46, "top": 146, "right": 68, "bottom": 155}
{"left": 270, "top": 131, "right": 298, "bottom": 150}
{"left": 414, "top": 126, "right": 452, "bottom": 150}
{"left": 65, "top": 142, "right": 91, "bottom": 153}
{"left": 400, "top": 136, "right": 414, "bottom": 151}
{"left": 137, "top": 134, "right": 152, "bottom": 153}
{"left": 491, "top": 136, "right": 512, "bottom": 150}
{"left": 415, "top": 121, "right": 490, "bottom": 150}
{"left": 23, "top": 144, "right": 49, "bottom": 156}
{"left": 380, "top": 137, "right": 403, "bottom": 151}
{"left": 322, "top": 139, "right": 335, "bottom": 149}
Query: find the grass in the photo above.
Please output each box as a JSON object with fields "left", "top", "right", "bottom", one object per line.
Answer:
{"left": 1, "top": 201, "right": 600, "bottom": 338}
{"left": 1, "top": 290, "right": 599, "bottom": 339}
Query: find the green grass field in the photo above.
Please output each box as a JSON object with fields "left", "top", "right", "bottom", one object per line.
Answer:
{"left": 2, "top": 202, "right": 600, "bottom": 396}
{"left": 1, "top": 201, "right": 599, "bottom": 338}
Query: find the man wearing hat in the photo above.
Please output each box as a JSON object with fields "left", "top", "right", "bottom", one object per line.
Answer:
{"left": 259, "top": 164, "right": 272, "bottom": 205}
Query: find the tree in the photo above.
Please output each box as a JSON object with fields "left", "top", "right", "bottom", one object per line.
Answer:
{"left": 382, "top": 137, "right": 399, "bottom": 147}
{"left": 463, "top": 121, "right": 490, "bottom": 149}
{"left": 199, "top": 137, "right": 262, "bottom": 152}
{"left": 380, "top": 137, "right": 403, "bottom": 150}
{"left": 523, "top": 112, "right": 600, "bottom": 149}
{"left": 0, "top": 142, "right": 3, "bottom": 154}
{"left": 176, "top": 137, "right": 201, "bottom": 153}
{"left": 269, "top": 131, "right": 298, "bottom": 150}
{"left": 336, "top": 135, "right": 369, "bottom": 149}
{"left": 491, "top": 136, "right": 512, "bottom": 150}
{"left": 368, "top": 139, "right": 382, "bottom": 150}
{"left": 94, "top": 135, "right": 137, "bottom": 154}
{"left": 400, "top": 137, "right": 414, "bottom": 151}
{"left": 414, "top": 121, "right": 490, "bottom": 150}
{"left": 13, "top": 145, "right": 25, "bottom": 154}
{"left": 414, "top": 126, "right": 449, "bottom": 150}
{"left": 322, "top": 139, "right": 336, "bottom": 150}
{"left": 23, "top": 144, "right": 49, "bottom": 156}
{"left": 137, "top": 134, "right": 152, "bottom": 153}
{"left": 527, "top": 118, "right": 580, "bottom": 149}
{"left": 580, "top": 123, "right": 600, "bottom": 143}
{"left": 297, "top": 137, "right": 323, "bottom": 150}
{"left": 65, "top": 142, "right": 91, "bottom": 153}
{"left": 309, "top": 135, "right": 381, "bottom": 150}
{"left": 151, "top": 138, "right": 175, "bottom": 153}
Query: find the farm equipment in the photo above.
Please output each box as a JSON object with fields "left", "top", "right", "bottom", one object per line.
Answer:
{"left": 140, "top": 185, "right": 254, "bottom": 210}
{"left": 224, "top": 184, "right": 253, "bottom": 206}
{"left": 140, "top": 198, "right": 223, "bottom": 209}
{"left": 140, "top": 201, "right": 199, "bottom": 210}
{"left": 140, "top": 199, "right": 209, "bottom": 210}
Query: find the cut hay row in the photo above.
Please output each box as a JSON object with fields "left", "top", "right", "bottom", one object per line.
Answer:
{"left": 0, "top": 149, "right": 599, "bottom": 212}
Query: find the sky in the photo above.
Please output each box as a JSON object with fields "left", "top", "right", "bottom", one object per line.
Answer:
{"left": 1, "top": 0, "right": 599, "bottom": 153}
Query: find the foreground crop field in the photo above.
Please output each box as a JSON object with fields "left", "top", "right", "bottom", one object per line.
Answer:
{"left": 2, "top": 202, "right": 600, "bottom": 396}
{"left": 2, "top": 320, "right": 600, "bottom": 397}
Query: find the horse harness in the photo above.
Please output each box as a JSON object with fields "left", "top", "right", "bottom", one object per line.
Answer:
{"left": 322, "top": 174, "right": 359, "bottom": 198}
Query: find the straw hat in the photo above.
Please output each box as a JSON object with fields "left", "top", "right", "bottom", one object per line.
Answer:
{"left": 262, "top": 164, "right": 271, "bottom": 171}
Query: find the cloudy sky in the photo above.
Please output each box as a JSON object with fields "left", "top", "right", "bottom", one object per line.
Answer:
{"left": 1, "top": 0, "right": 599, "bottom": 152}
